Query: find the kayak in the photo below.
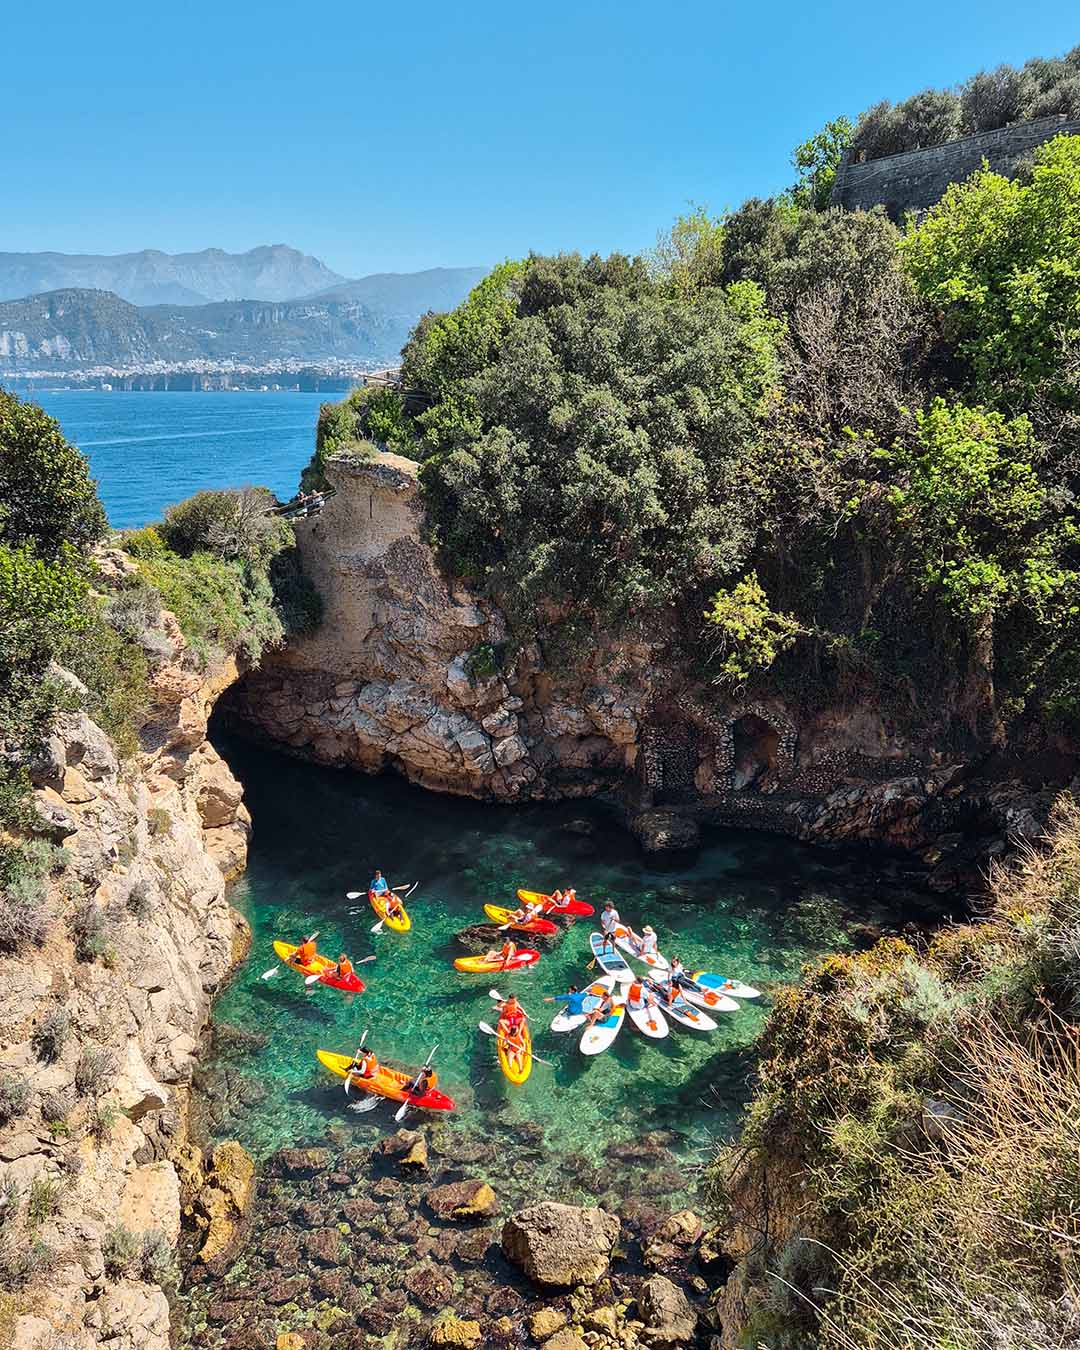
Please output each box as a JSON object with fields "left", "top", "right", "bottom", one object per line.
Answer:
{"left": 272, "top": 941, "right": 366, "bottom": 994}
{"left": 483, "top": 904, "right": 558, "bottom": 936}
{"left": 646, "top": 980, "right": 719, "bottom": 1031}
{"left": 691, "top": 970, "right": 762, "bottom": 1000}
{"left": 517, "top": 888, "right": 594, "bottom": 918}
{"left": 625, "top": 999, "right": 669, "bottom": 1040}
{"left": 580, "top": 998, "right": 625, "bottom": 1056}
{"left": 496, "top": 1018, "right": 532, "bottom": 1084}
{"left": 369, "top": 889, "right": 411, "bottom": 933}
{"left": 589, "top": 932, "right": 636, "bottom": 984}
{"left": 681, "top": 984, "right": 740, "bottom": 1014}
{"left": 613, "top": 925, "right": 669, "bottom": 972}
{"left": 551, "top": 976, "right": 616, "bottom": 1032}
{"left": 316, "top": 1050, "right": 454, "bottom": 1111}
{"left": 454, "top": 949, "right": 540, "bottom": 974}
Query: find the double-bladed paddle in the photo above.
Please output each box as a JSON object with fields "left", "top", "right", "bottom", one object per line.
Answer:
{"left": 261, "top": 932, "right": 318, "bottom": 981}
{"left": 394, "top": 1042, "right": 438, "bottom": 1122}
{"left": 303, "top": 954, "right": 376, "bottom": 986}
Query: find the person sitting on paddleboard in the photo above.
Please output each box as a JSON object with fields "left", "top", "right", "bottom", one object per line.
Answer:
{"left": 626, "top": 980, "right": 657, "bottom": 1012}
{"left": 369, "top": 870, "right": 389, "bottom": 896}
{"left": 633, "top": 925, "right": 659, "bottom": 958}
{"left": 648, "top": 975, "right": 678, "bottom": 1006}
{"left": 297, "top": 933, "right": 318, "bottom": 964}
{"left": 584, "top": 989, "right": 616, "bottom": 1029}
{"left": 668, "top": 956, "right": 691, "bottom": 988}
{"left": 544, "top": 984, "right": 588, "bottom": 1016}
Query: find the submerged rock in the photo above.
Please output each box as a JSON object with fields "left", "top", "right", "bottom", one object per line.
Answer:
{"left": 502, "top": 1201, "right": 619, "bottom": 1287}
{"left": 430, "top": 1316, "right": 483, "bottom": 1347}
{"left": 630, "top": 809, "right": 701, "bottom": 853}
{"left": 376, "top": 1127, "right": 429, "bottom": 1171}
{"left": 193, "top": 1139, "right": 255, "bottom": 1267}
{"left": 425, "top": 1178, "right": 498, "bottom": 1221}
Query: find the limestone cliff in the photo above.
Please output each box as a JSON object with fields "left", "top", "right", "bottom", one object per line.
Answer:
{"left": 0, "top": 610, "right": 250, "bottom": 1348}
{"left": 224, "top": 452, "right": 1064, "bottom": 882}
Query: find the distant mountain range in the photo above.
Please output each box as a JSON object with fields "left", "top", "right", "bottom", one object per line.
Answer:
{"left": 0, "top": 250, "right": 487, "bottom": 371}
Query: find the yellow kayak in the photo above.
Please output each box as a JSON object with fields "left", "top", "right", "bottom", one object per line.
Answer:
{"left": 316, "top": 1050, "right": 454, "bottom": 1110}
{"left": 497, "top": 1019, "right": 532, "bottom": 1084}
{"left": 369, "top": 889, "right": 411, "bottom": 932}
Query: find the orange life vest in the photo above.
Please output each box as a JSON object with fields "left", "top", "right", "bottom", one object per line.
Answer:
{"left": 338, "top": 957, "right": 353, "bottom": 977}
{"left": 297, "top": 940, "right": 316, "bottom": 964}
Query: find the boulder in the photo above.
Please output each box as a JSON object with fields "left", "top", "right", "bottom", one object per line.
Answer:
{"left": 194, "top": 1140, "right": 255, "bottom": 1266}
{"left": 639, "top": 1274, "right": 698, "bottom": 1346}
{"left": 528, "top": 1307, "right": 567, "bottom": 1339}
{"left": 630, "top": 809, "right": 700, "bottom": 852}
{"left": 544, "top": 1333, "right": 588, "bottom": 1350}
{"left": 425, "top": 1179, "right": 498, "bottom": 1221}
{"left": 376, "top": 1128, "right": 428, "bottom": 1171}
{"left": 501, "top": 1201, "right": 619, "bottom": 1287}
{"left": 430, "top": 1315, "right": 483, "bottom": 1347}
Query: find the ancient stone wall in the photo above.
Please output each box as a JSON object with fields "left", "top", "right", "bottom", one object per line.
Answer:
{"left": 830, "top": 114, "right": 1080, "bottom": 217}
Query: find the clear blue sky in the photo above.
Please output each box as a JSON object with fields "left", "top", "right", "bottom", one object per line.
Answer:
{"left": 6, "top": 1, "right": 1077, "bottom": 277}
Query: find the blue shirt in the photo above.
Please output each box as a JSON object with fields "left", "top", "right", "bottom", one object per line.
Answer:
{"left": 370, "top": 876, "right": 388, "bottom": 895}
{"left": 553, "top": 990, "right": 589, "bottom": 1015}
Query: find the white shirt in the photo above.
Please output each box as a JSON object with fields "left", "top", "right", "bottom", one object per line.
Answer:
{"left": 600, "top": 907, "right": 620, "bottom": 935}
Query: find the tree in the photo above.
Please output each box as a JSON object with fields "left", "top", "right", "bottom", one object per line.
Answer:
{"left": 649, "top": 207, "right": 727, "bottom": 297}
{"left": 704, "top": 572, "right": 806, "bottom": 687}
{"left": 901, "top": 134, "right": 1080, "bottom": 410}
{"left": 0, "top": 389, "right": 107, "bottom": 558}
{"left": 791, "top": 117, "right": 854, "bottom": 211}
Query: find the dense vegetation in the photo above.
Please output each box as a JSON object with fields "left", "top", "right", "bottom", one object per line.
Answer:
{"left": 709, "top": 798, "right": 1080, "bottom": 1348}
{"left": 846, "top": 44, "right": 1080, "bottom": 164}
{"left": 312, "top": 132, "right": 1080, "bottom": 749}
{"left": 0, "top": 391, "right": 320, "bottom": 934}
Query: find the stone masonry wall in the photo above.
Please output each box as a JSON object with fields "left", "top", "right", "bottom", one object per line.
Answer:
{"left": 830, "top": 114, "right": 1080, "bottom": 218}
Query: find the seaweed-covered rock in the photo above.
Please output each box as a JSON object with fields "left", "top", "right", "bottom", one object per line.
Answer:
{"left": 430, "top": 1317, "right": 483, "bottom": 1347}
{"left": 376, "top": 1127, "right": 428, "bottom": 1171}
{"left": 270, "top": 1147, "right": 331, "bottom": 1179}
{"left": 425, "top": 1178, "right": 498, "bottom": 1221}
{"left": 502, "top": 1201, "right": 619, "bottom": 1287}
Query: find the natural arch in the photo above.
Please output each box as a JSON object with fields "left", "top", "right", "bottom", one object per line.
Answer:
{"left": 731, "top": 713, "right": 780, "bottom": 792}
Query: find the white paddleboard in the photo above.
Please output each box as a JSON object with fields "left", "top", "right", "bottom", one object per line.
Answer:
{"left": 590, "top": 932, "right": 636, "bottom": 984}
{"left": 580, "top": 1000, "right": 626, "bottom": 1055}
{"left": 614, "top": 926, "right": 669, "bottom": 972}
{"left": 692, "top": 971, "right": 761, "bottom": 999}
{"left": 646, "top": 980, "right": 718, "bottom": 1031}
{"left": 550, "top": 976, "right": 615, "bottom": 1032}
{"left": 681, "top": 985, "right": 740, "bottom": 1014}
{"left": 626, "top": 1000, "right": 669, "bottom": 1039}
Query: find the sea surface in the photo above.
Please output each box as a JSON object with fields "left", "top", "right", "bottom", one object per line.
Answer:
{"left": 33, "top": 390, "right": 328, "bottom": 528}
{"left": 205, "top": 734, "right": 949, "bottom": 1202}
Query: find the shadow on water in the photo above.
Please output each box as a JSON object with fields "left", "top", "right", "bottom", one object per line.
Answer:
{"left": 202, "top": 729, "right": 954, "bottom": 1196}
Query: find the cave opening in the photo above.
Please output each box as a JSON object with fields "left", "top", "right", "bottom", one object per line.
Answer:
{"left": 732, "top": 713, "right": 780, "bottom": 792}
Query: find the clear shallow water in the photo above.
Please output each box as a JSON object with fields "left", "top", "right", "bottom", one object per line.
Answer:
{"left": 33, "top": 391, "right": 327, "bottom": 528}
{"left": 206, "top": 734, "right": 949, "bottom": 1190}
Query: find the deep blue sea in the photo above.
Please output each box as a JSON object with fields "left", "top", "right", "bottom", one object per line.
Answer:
{"left": 34, "top": 390, "right": 328, "bottom": 529}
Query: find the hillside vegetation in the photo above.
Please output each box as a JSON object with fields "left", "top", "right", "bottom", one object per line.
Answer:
{"left": 313, "top": 132, "right": 1080, "bottom": 752}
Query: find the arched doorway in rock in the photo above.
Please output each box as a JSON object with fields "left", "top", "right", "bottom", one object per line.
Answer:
{"left": 731, "top": 713, "right": 780, "bottom": 792}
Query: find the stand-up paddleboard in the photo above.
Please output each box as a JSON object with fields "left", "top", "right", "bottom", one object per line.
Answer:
{"left": 680, "top": 983, "right": 740, "bottom": 1014}
{"left": 691, "top": 970, "right": 762, "bottom": 999}
{"left": 483, "top": 904, "right": 559, "bottom": 936}
{"left": 517, "top": 888, "right": 594, "bottom": 918}
{"left": 454, "top": 949, "right": 540, "bottom": 973}
{"left": 580, "top": 998, "right": 625, "bottom": 1055}
{"left": 551, "top": 976, "right": 615, "bottom": 1032}
{"left": 613, "top": 925, "right": 669, "bottom": 972}
{"left": 589, "top": 932, "right": 636, "bottom": 984}
{"left": 625, "top": 996, "right": 669, "bottom": 1039}
{"left": 646, "top": 979, "right": 719, "bottom": 1031}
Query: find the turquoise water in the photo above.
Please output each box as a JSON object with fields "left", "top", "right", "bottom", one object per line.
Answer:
{"left": 205, "top": 735, "right": 949, "bottom": 1186}
{"left": 33, "top": 390, "right": 328, "bottom": 528}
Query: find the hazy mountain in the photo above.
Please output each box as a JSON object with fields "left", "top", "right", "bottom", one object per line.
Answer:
{"left": 0, "top": 246, "right": 348, "bottom": 307}
{"left": 306, "top": 266, "right": 487, "bottom": 315}
{"left": 0, "top": 288, "right": 404, "bottom": 369}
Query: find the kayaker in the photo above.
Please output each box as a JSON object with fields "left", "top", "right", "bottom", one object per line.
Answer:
{"left": 334, "top": 953, "right": 355, "bottom": 978}
{"left": 369, "top": 870, "right": 389, "bottom": 897}
{"left": 383, "top": 891, "right": 405, "bottom": 921}
{"left": 484, "top": 939, "right": 518, "bottom": 966}
{"left": 411, "top": 1065, "right": 435, "bottom": 1099}
{"left": 348, "top": 1045, "right": 378, "bottom": 1081}
{"left": 296, "top": 933, "right": 318, "bottom": 965}
{"left": 550, "top": 888, "right": 565, "bottom": 907}
{"left": 496, "top": 994, "right": 527, "bottom": 1029}
{"left": 544, "top": 984, "right": 588, "bottom": 1016}
{"left": 564, "top": 887, "right": 579, "bottom": 907}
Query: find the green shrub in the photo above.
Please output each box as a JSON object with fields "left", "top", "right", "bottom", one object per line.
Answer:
{"left": 101, "top": 1224, "right": 140, "bottom": 1277}
{"left": 0, "top": 1074, "right": 30, "bottom": 1124}
{"left": 140, "top": 1229, "right": 177, "bottom": 1286}
{"left": 70, "top": 901, "right": 109, "bottom": 961}
{"left": 90, "top": 1100, "right": 119, "bottom": 1142}
{"left": 0, "top": 841, "right": 55, "bottom": 951}
{"left": 120, "top": 524, "right": 166, "bottom": 559}
{"left": 26, "top": 1177, "right": 61, "bottom": 1228}
{"left": 32, "top": 1005, "right": 69, "bottom": 1063}
{"left": 74, "top": 1046, "right": 115, "bottom": 1097}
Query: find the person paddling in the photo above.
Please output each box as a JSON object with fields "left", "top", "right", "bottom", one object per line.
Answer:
{"left": 347, "top": 1044, "right": 378, "bottom": 1085}
{"left": 296, "top": 933, "right": 318, "bottom": 965}
{"left": 600, "top": 901, "right": 621, "bottom": 952}
{"left": 369, "top": 869, "right": 389, "bottom": 897}
{"left": 333, "top": 952, "right": 355, "bottom": 979}
{"left": 496, "top": 995, "right": 528, "bottom": 1052}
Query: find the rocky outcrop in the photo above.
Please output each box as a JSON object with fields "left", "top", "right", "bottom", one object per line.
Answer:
{"left": 502, "top": 1201, "right": 620, "bottom": 1287}
{"left": 220, "top": 452, "right": 1071, "bottom": 879}
{"left": 0, "top": 611, "right": 250, "bottom": 1346}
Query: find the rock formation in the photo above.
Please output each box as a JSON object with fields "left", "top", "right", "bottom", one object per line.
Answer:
{"left": 0, "top": 600, "right": 251, "bottom": 1348}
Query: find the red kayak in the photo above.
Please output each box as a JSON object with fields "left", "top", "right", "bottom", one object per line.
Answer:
{"left": 517, "top": 888, "right": 594, "bottom": 918}
{"left": 483, "top": 904, "right": 558, "bottom": 935}
{"left": 273, "top": 942, "right": 366, "bottom": 993}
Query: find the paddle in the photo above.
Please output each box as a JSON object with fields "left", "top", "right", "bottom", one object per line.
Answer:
{"left": 304, "top": 954, "right": 376, "bottom": 986}
{"left": 343, "top": 1030, "right": 368, "bottom": 1095}
{"left": 488, "top": 989, "right": 532, "bottom": 1019}
{"left": 394, "top": 1043, "right": 438, "bottom": 1123}
{"left": 477, "top": 1022, "right": 553, "bottom": 1068}
{"left": 261, "top": 932, "right": 318, "bottom": 981}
